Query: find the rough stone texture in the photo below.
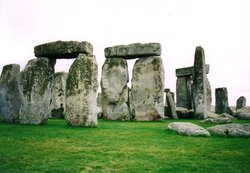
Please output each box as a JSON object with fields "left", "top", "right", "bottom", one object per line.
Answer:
{"left": 202, "top": 117, "right": 232, "bottom": 124}
{"left": 207, "top": 124, "right": 250, "bottom": 137}
{"left": 165, "top": 92, "right": 178, "bottom": 119}
{"left": 192, "top": 46, "right": 208, "bottom": 119}
{"left": 0, "top": 64, "right": 22, "bottom": 123}
{"left": 220, "top": 113, "right": 236, "bottom": 119}
{"left": 100, "top": 58, "right": 130, "bottom": 120}
{"left": 176, "top": 107, "right": 194, "bottom": 119}
{"left": 236, "top": 96, "right": 246, "bottom": 110}
{"left": 215, "top": 87, "right": 233, "bottom": 115}
{"left": 207, "top": 112, "right": 221, "bottom": 118}
{"left": 236, "top": 108, "right": 250, "bottom": 120}
{"left": 167, "top": 122, "right": 210, "bottom": 137}
{"left": 50, "top": 72, "right": 67, "bottom": 119}
{"left": 97, "top": 92, "right": 102, "bottom": 107}
{"left": 206, "top": 78, "right": 212, "bottom": 112}
{"left": 131, "top": 56, "right": 164, "bottom": 121}
{"left": 65, "top": 54, "right": 98, "bottom": 127}
{"left": 19, "top": 58, "right": 53, "bottom": 125}
{"left": 176, "top": 76, "right": 192, "bottom": 109}
{"left": 175, "top": 64, "right": 210, "bottom": 77}
{"left": 105, "top": 43, "right": 161, "bottom": 59}
{"left": 34, "top": 40, "right": 93, "bottom": 58}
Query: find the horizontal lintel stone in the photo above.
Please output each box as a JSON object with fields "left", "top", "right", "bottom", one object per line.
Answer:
{"left": 175, "top": 64, "right": 210, "bottom": 77}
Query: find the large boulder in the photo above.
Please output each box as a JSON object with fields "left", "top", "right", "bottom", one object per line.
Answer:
{"left": 34, "top": 40, "right": 93, "bottom": 58}
{"left": 236, "top": 108, "right": 250, "bottom": 120}
{"left": 50, "top": 72, "right": 68, "bottom": 119}
{"left": 65, "top": 54, "right": 98, "bottom": 127}
{"left": 192, "top": 46, "right": 209, "bottom": 119}
{"left": 202, "top": 117, "right": 232, "bottom": 124}
{"left": 176, "top": 107, "right": 194, "bottom": 119}
{"left": 167, "top": 122, "right": 210, "bottom": 137}
{"left": 100, "top": 58, "right": 130, "bottom": 120}
{"left": 19, "top": 58, "right": 53, "bottom": 125}
{"left": 131, "top": 56, "right": 165, "bottom": 121}
{"left": 0, "top": 64, "right": 22, "bottom": 123}
{"left": 105, "top": 43, "right": 161, "bottom": 59}
{"left": 207, "top": 124, "right": 250, "bottom": 137}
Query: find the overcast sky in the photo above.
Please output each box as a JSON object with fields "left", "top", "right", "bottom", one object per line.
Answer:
{"left": 0, "top": 0, "right": 250, "bottom": 106}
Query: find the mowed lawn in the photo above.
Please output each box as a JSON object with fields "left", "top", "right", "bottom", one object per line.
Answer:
{"left": 0, "top": 119, "right": 249, "bottom": 173}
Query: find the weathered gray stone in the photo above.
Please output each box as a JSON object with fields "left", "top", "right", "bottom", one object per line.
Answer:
{"left": 236, "top": 96, "right": 246, "bottom": 110}
{"left": 202, "top": 117, "right": 232, "bottom": 124}
{"left": 176, "top": 107, "right": 194, "bottom": 119}
{"left": 100, "top": 58, "right": 130, "bottom": 120}
{"left": 131, "top": 56, "right": 164, "bottom": 121}
{"left": 165, "top": 91, "right": 178, "bottom": 119}
{"left": 105, "top": 43, "right": 161, "bottom": 59}
{"left": 220, "top": 113, "right": 236, "bottom": 119}
{"left": 192, "top": 46, "right": 208, "bottom": 119}
{"left": 167, "top": 122, "right": 210, "bottom": 137}
{"left": 236, "top": 108, "right": 250, "bottom": 120}
{"left": 206, "top": 78, "right": 212, "bottom": 112}
{"left": 207, "top": 124, "right": 250, "bottom": 137}
{"left": 215, "top": 87, "right": 233, "bottom": 115}
{"left": 65, "top": 54, "right": 98, "bottom": 127}
{"left": 50, "top": 72, "right": 67, "bottom": 119}
{"left": 0, "top": 64, "right": 22, "bottom": 123}
{"left": 176, "top": 76, "right": 192, "bottom": 109}
{"left": 175, "top": 64, "right": 210, "bottom": 77}
{"left": 97, "top": 93, "right": 102, "bottom": 107}
{"left": 34, "top": 40, "right": 93, "bottom": 58}
{"left": 19, "top": 58, "right": 53, "bottom": 125}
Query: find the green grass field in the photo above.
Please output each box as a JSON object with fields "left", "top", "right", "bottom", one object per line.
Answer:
{"left": 0, "top": 119, "right": 249, "bottom": 173}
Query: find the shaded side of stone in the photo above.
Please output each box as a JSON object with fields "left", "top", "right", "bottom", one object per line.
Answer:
{"left": 100, "top": 58, "right": 130, "bottom": 120}
{"left": 131, "top": 56, "right": 164, "bottom": 121}
{"left": 236, "top": 96, "right": 246, "bottom": 110}
{"left": 105, "top": 43, "right": 161, "bottom": 59}
{"left": 19, "top": 58, "right": 53, "bottom": 125}
{"left": 176, "top": 76, "right": 192, "bottom": 109}
{"left": 65, "top": 54, "right": 98, "bottom": 127}
{"left": 0, "top": 64, "right": 22, "bottom": 123}
{"left": 50, "top": 72, "right": 68, "bottom": 119}
{"left": 34, "top": 40, "right": 93, "bottom": 58}
{"left": 165, "top": 91, "right": 178, "bottom": 119}
{"left": 175, "top": 64, "right": 210, "bottom": 77}
{"left": 192, "top": 46, "right": 208, "bottom": 119}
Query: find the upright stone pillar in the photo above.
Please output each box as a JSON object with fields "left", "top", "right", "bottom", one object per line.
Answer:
{"left": 100, "top": 58, "right": 130, "bottom": 120}
{"left": 19, "top": 58, "right": 53, "bottom": 125}
{"left": 192, "top": 46, "right": 208, "bottom": 119}
{"left": 50, "top": 72, "right": 67, "bottom": 118}
{"left": 165, "top": 89, "right": 178, "bottom": 119}
{"left": 0, "top": 64, "right": 22, "bottom": 123}
{"left": 65, "top": 54, "right": 98, "bottom": 127}
{"left": 215, "top": 87, "right": 233, "bottom": 115}
{"left": 176, "top": 75, "right": 192, "bottom": 109}
{"left": 236, "top": 96, "right": 246, "bottom": 110}
{"left": 131, "top": 56, "right": 165, "bottom": 121}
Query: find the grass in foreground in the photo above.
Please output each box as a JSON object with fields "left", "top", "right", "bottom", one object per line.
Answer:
{"left": 0, "top": 119, "right": 249, "bottom": 173}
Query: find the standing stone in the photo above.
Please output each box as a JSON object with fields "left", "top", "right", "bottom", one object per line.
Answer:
{"left": 101, "top": 58, "right": 130, "bottom": 120}
{"left": 0, "top": 64, "right": 22, "bottom": 123}
{"left": 131, "top": 56, "right": 164, "bottom": 121}
{"left": 192, "top": 46, "right": 208, "bottom": 119}
{"left": 176, "top": 76, "right": 192, "bottom": 109}
{"left": 65, "top": 54, "right": 98, "bottom": 127}
{"left": 206, "top": 78, "right": 212, "bottom": 112}
{"left": 236, "top": 96, "right": 246, "bottom": 110}
{"left": 19, "top": 58, "right": 53, "bottom": 125}
{"left": 50, "top": 72, "right": 67, "bottom": 118}
{"left": 165, "top": 91, "right": 178, "bottom": 119}
{"left": 215, "top": 87, "right": 233, "bottom": 115}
